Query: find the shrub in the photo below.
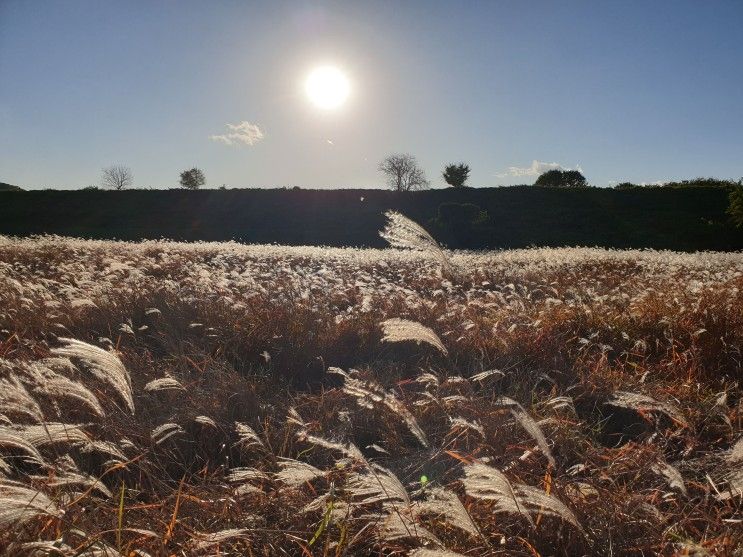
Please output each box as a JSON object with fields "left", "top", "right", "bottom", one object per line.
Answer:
{"left": 664, "top": 177, "right": 740, "bottom": 189}
{"left": 535, "top": 169, "right": 588, "bottom": 188}
{"left": 728, "top": 184, "right": 743, "bottom": 227}
{"left": 436, "top": 202, "right": 488, "bottom": 229}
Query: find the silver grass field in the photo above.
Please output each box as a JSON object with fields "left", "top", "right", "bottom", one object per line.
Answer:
{"left": 0, "top": 215, "right": 742, "bottom": 555}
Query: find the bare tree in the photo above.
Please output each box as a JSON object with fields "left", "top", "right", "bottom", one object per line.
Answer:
{"left": 101, "top": 165, "right": 133, "bottom": 190}
{"left": 378, "top": 154, "right": 429, "bottom": 192}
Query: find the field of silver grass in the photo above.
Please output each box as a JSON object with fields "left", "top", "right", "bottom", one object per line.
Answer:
{"left": 0, "top": 214, "right": 742, "bottom": 556}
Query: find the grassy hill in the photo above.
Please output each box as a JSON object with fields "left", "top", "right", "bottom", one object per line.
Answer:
{"left": 1, "top": 186, "right": 741, "bottom": 251}
{"left": 0, "top": 182, "right": 23, "bottom": 191}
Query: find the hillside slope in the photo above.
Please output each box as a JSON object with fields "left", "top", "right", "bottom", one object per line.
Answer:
{"left": 1, "top": 186, "right": 741, "bottom": 251}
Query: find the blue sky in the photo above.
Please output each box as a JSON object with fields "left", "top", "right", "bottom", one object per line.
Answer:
{"left": 1, "top": 0, "right": 742, "bottom": 190}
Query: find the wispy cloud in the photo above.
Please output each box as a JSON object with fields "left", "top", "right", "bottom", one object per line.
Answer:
{"left": 209, "top": 121, "right": 264, "bottom": 146}
{"left": 496, "top": 160, "right": 583, "bottom": 178}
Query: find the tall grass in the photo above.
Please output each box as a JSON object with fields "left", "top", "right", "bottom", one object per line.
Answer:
{"left": 0, "top": 230, "right": 741, "bottom": 554}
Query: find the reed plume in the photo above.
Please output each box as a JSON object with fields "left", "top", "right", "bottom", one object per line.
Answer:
{"left": 380, "top": 318, "right": 448, "bottom": 356}
{"left": 379, "top": 210, "right": 452, "bottom": 273}
{"left": 52, "top": 338, "right": 134, "bottom": 414}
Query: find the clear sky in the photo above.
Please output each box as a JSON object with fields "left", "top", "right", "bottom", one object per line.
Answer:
{"left": 1, "top": 0, "right": 742, "bottom": 190}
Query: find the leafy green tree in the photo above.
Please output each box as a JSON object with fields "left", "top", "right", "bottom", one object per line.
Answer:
{"left": 442, "top": 163, "right": 471, "bottom": 188}
{"left": 535, "top": 169, "right": 587, "bottom": 188}
{"left": 180, "top": 168, "right": 206, "bottom": 190}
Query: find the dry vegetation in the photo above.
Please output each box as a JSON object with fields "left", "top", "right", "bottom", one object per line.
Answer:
{"left": 0, "top": 218, "right": 742, "bottom": 555}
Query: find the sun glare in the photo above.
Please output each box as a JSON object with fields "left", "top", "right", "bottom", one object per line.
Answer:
{"left": 305, "top": 66, "right": 350, "bottom": 110}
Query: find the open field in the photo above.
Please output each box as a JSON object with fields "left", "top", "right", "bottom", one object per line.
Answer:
{"left": 0, "top": 235, "right": 742, "bottom": 555}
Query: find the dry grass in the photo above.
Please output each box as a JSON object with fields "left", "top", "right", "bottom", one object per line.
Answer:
{"left": 0, "top": 232, "right": 741, "bottom": 555}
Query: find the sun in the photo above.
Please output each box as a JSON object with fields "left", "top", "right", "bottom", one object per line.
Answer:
{"left": 305, "top": 66, "right": 350, "bottom": 110}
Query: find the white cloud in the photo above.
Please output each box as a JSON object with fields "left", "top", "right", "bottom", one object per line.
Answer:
{"left": 496, "top": 160, "right": 583, "bottom": 179}
{"left": 209, "top": 121, "right": 264, "bottom": 146}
